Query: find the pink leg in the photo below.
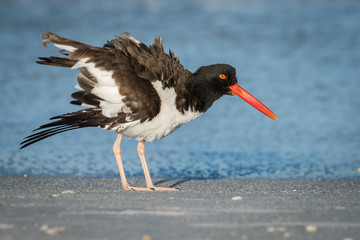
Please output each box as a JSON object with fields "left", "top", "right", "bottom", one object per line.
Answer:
{"left": 113, "top": 134, "right": 148, "bottom": 191}
{"left": 137, "top": 140, "right": 179, "bottom": 191}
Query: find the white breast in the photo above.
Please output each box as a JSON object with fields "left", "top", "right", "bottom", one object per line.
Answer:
{"left": 120, "top": 81, "right": 202, "bottom": 142}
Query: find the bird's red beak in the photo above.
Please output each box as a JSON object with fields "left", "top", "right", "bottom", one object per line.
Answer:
{"left": 229, "top": 83, "right": 277, "bottom": 120}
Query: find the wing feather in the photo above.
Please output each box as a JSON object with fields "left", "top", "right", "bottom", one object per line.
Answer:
{"left": 21, "top": 31, "right": 192, "bottom": 148}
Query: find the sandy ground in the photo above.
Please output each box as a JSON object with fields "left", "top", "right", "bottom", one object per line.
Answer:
{"left": 0, "top": 177, "right": 359, "bottom": 240}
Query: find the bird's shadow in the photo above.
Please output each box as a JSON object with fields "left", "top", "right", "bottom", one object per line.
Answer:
{"left": 154, "top": 178, "right": 195, "bottom": 188}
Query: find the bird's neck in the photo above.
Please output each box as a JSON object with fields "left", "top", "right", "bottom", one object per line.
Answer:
{"left": 178, "top": 76, "right": 223, "bottom": 113}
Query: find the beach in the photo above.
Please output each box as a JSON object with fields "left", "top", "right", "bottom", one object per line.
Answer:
{"left": 1, "top": 177, "right": 359, "bottom": 240}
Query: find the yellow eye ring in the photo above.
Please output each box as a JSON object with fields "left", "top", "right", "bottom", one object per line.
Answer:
{"left": 219, "top": 74, "right": 227, "bottom": 79}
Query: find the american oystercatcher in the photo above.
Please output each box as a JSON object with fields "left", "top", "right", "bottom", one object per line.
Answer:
{"left": 21, "top": 31, "right": 277, "bottom": 191}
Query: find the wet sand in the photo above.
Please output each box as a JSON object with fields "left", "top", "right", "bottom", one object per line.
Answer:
{"left": 0, "top": 177, "right": 359, "bottom": 240}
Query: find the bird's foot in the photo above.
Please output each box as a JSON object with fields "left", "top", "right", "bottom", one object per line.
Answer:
{"left": 127, "top": 187, "right": 153, "bottom": 191}
{"left": 122, "top": 185, "right": 180, "bottom": 191}
{"left": 122, "top": 185, "right": 150, "bottom": 191}
{"left": 150, "top": 187, "right": 180, "bottom": 191}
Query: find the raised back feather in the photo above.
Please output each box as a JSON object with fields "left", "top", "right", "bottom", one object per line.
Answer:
{"left": 112, "top": 33, "right": 191, "bottom": 89}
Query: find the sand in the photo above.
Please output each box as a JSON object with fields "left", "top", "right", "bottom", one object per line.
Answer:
{"left": 0, "top": 177, "right": 359, "bottom": 240}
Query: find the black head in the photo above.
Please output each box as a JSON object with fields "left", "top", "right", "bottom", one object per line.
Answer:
{"left": 192, "top": 64, "right": 237, "bottom": 95}
{"left": 183, "top": 64, "right": 238, "bottom": 112}
{"left": 184, "top": 63, "right": 277, "bottom": 120}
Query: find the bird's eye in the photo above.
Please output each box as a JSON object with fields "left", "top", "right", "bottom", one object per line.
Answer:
{"left": 219, "top": 74, "right": 227, "bottom": 80}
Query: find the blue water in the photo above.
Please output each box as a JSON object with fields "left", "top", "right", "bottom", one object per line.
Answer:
{"left": 1, "top": 0, "right": 359, "bottom": 179}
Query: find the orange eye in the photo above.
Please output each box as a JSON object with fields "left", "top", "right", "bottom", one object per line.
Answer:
{"left": 219, "top": 74, "right": 227, "bottom": 79}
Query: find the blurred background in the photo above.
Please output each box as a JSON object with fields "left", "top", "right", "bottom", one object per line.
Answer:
{"left": 1, "top": 0, "right": 359, "bottom": 179}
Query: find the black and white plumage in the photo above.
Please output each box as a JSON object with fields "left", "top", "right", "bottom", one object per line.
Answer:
{"left": 21, "top": 31, "right": 277, "bottom": 191}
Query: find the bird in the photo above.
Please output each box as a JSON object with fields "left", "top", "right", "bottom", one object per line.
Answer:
{"left": 21, "top": 31, "right": 277, "bottom": 191}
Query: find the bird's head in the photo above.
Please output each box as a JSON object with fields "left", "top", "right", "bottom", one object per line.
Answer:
{"left": 192, "top": 64, "right": 277, "bottom": 120}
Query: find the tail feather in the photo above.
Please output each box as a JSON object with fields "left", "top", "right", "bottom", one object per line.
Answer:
{"left": 20, "top": 126, "right": 78, "bottom": 149}
{"left": 36, "top": 56, "right": 76, "bottom": 68}
{"left": 26, "top": 125, "right": 75, "bottom": 139}
{"left": 20, "top": 109, "right": 109, "bottom": 149}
